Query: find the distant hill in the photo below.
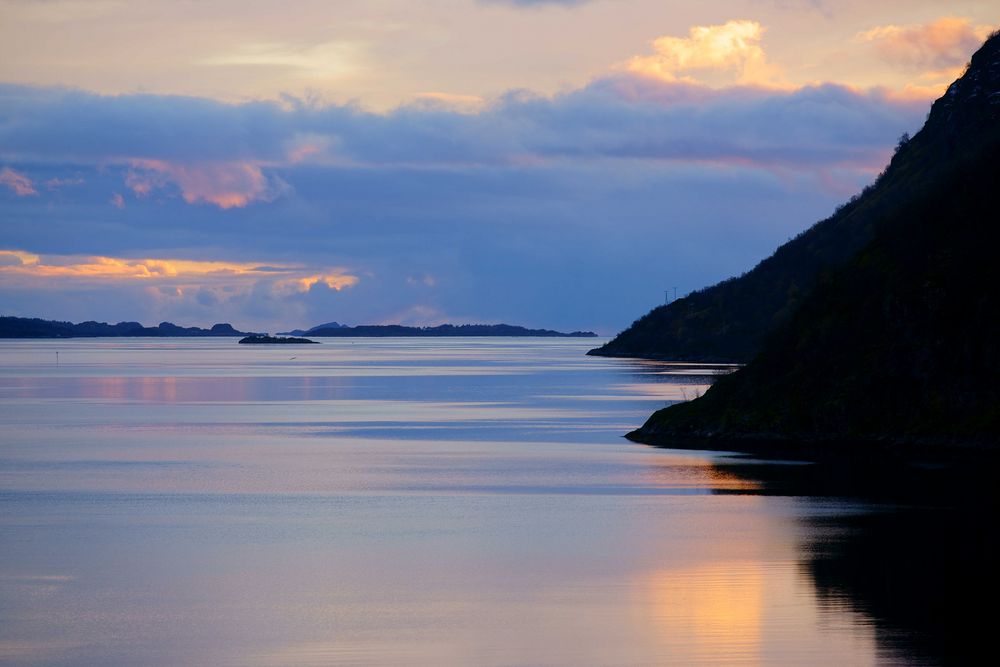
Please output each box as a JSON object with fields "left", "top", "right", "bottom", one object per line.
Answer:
{"left": 629, "top": 32, "right": 1000, "bottom": 452}
{"left": 0, "top": 317, "right": 252, "bottom": 338}
{"left": 590, "top": 36, "right": 1000, "bottom": 363}
{"left": 308, "top": 323, "right": 597, "bottom": 337}
{"left": 276, "top": 321, "right": 345, "bottom": 336}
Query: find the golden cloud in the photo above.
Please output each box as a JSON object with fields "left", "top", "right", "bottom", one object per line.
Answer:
{"left": 627, "top": 20, "right": 786, "bottom": 88}
{"left": 277, "top": 274, "right": 361, "bottom": 293}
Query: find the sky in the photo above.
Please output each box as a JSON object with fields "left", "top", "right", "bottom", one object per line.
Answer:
{"left": 0, "top": 1, "right": 997, "bottom": 333}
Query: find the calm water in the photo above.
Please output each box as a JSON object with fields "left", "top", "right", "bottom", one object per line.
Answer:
{"left": 0, "top": 338, "right": 992, "bottom": 666}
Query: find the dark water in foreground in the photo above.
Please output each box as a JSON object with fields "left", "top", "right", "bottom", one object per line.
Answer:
{"left": 0, "top": 338, "right": 994, "bottom": 666}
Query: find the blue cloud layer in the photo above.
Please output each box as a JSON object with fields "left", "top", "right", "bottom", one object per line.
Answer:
{"left": 0, "top": 74, "right": 927, "bottom": 332}
{"left": 0, "top": 77, "right": 922, "bottom": 168}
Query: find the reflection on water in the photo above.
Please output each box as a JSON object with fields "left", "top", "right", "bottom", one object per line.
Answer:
{"left": 0, "top": 338, "right": 976, "bottom": 665}
{"left": 710, "top": 456, "right": 1000, "bottom": 666}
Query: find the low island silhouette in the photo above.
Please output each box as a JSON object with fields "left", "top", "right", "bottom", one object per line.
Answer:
{"left": 239, "top": 335, "right": 319, "bottom": 345}
{"left": 0, "top": 316, "right": 596, "bottom": 339}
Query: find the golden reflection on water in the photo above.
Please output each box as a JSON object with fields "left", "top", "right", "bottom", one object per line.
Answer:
{"left": 640, "top": 456, "right": 762, "bottom": 493}
{"left": 637, "top": 558, "right": 879, "bottom": 666}
{"left": 642, "top": 561, "right": 766, "bottom": 664}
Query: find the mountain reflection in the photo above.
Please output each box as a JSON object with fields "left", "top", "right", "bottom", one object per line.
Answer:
{"left": 710, "top": 456, "right": 1000, "bottom": 666}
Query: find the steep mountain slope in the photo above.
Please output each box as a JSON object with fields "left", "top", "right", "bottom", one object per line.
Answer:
{"left": 590, "top": 34, "right": 1000, "bottom": 363}
{"left": 629, "top": 33, "right": 1000, "bottom": 451}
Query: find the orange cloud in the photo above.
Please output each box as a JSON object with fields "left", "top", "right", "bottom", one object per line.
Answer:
{"left": 0, "top": 250, "right": 359, "bottom": 292}
{"left": 627, "top": 20, "right": 786, "bottom": 88}
{"left": 126, "top": 159, "right": 287, "bottom": 209}
{"left": 858, "top": 17, "right": 994, "bottom": 70}
{"left": 278, "top": 274, "right": 361, "bottom": 293}
{"left": 0, "top": 255, "right": 261, "bottom": 280}
{"left": 0, "top": 167, "right": 38, "bottom": 196}
{"left": 0, "top": 250, "right": 40, "bottom": 266}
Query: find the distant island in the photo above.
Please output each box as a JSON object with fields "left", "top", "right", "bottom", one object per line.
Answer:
{"left": 622, "top": 31, "right": 1000, "bottom": 455}
{"left": 239, "top": 335, "right": 318, "bottom": 345}
{"left": 0, "top": 316, "right": 255, "bottom": 338}
{"left": 0, "top": 316, "right": 596, "bottom": 339}
{"left": 302, "top": 323, "right": 597, "bottom": 338}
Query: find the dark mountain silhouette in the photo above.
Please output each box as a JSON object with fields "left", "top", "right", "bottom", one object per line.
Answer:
{"left": 628, "top": 32, "right": 1000, "bottom": 452}
{"left": 0, "top": 316, "right": 254, "bottom": 338}
{"left": 590, "top": 33, "right": 1000, "bottom": 364}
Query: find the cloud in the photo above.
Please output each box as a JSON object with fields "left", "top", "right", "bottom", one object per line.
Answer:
{"left": 0, "top": 158, "right": 884, "bottom": 332}
{"left": 0, "top": 76, "right": 923, "bottom": 176}
{"left": 45, "top": 175, "right": 84, "bottom": 190}
{"left": 0, "top": 166, "right": 38, "bottom": 196}
{"left": 126, "top": 159, "right": 289, "bottom": 208}
{"left": 515, "top": 78, "right": 920, "bottom": 168}
{"left": 410, "top": 92, "right": 486, "bottom": 114}
{"left": 858, "top": 17, "right": 994, "bottom": 70}
{"left": 0, "top": 250, "right": 40, "bottom": 266}
{"left": 407, "top": 274, "right": 437, "bottom": 287}
{"left": 0, "top": 21, "right": 934, "bottom": 332}
{"left": 480, "top": 0, "right": 593, "bottom": 7}
{"left": 109, "top": 192, "right": 125, "bottom": 208}
{"left": 0, "top": 249, "right": 359, "bottom": 290}
{"left": 627, "top": 20, "right": 786, "bottom": 87}
{"left": 276, "top": 274, "right": 361, "bottom": 294}
{"left": 199, "top": 40, "right": 363, "bottom": 79}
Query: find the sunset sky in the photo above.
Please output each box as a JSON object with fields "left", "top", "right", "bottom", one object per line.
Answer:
{"left": 1, "top": 0, "right": 996, "bottom": 332}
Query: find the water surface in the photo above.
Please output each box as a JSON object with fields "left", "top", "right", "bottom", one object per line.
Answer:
{"left": 0, "top": 338, "right": 987, "bottom": 665}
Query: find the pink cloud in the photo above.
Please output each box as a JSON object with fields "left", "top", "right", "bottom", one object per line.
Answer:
{"left": 110, "top": 193, "right": 125, "bottom": 209}
{"left": 124, "top": 168, "right": 162, "bottom": 197}
{"left": 0, "top": 167, "right": 38, "bottom": 196}
{"left": 126, "top": 159, "right": 287, "bottom": 209}
{"left": 859, "top": 17, "right": 994, "bottom": 70}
